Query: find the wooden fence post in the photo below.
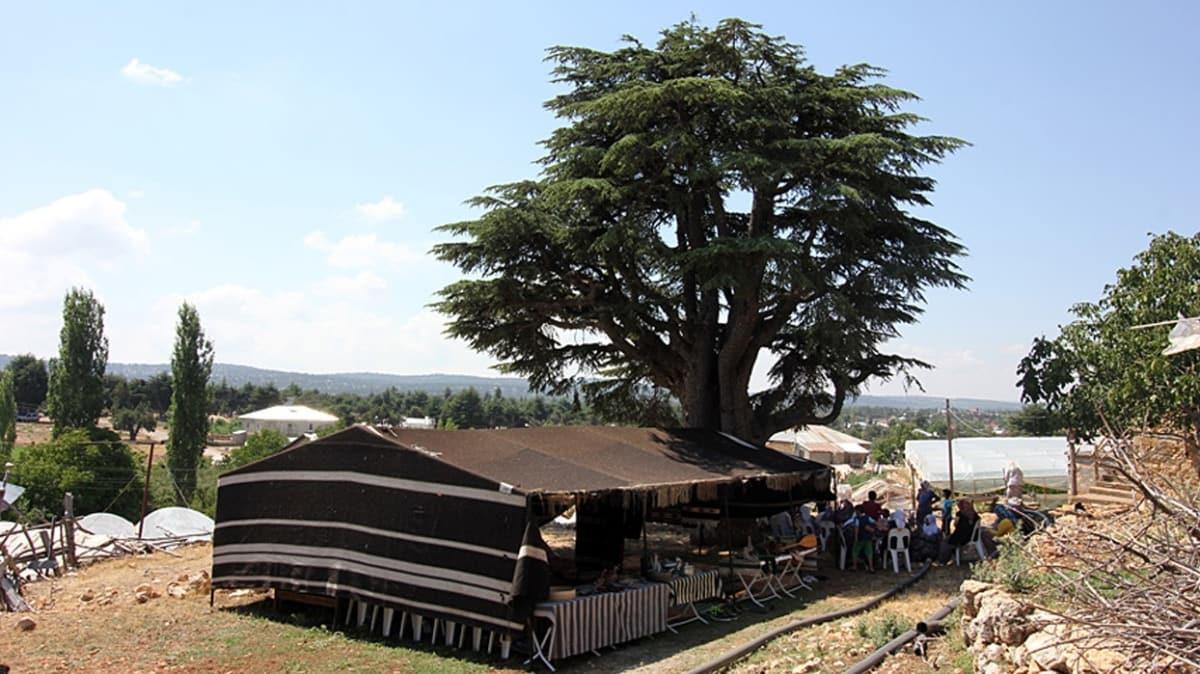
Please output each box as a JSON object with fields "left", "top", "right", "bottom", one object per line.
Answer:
{"left": 63, "top": 492, "right": 77, "bottom": 568}
{"left": 138, "top": 443, "right": 155, "bottom": 539}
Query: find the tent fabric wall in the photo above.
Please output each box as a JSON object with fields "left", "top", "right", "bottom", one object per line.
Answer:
{"left": 904, "top": 436, "right": 1088, "bottom": 494}
{"left": 212, "top": 425, "right": 530, "bottom": 632}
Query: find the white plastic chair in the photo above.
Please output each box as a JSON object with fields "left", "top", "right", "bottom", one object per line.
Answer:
{"left": 835, "top": 526, "right": 849, "bottom": 570}
{"left": 886, "top": 528, "right": 911, "bottom": 573}
{"left": 955, "top": 520, "right": 988, "bottom": 565}
{"left": 818, "top": 521, "right": 835, "bottom": 552}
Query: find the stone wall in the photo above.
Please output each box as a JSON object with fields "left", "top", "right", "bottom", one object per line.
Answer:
{"left": 959, "top": 580, "right": 1125, "bottom": 674}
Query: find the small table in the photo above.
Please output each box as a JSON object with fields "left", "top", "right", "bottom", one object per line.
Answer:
{"left": 665, "top": 569, "right": 722, "bottom": 631}
{"left": 529, "top": 582, "right": 669, "bottom": 670}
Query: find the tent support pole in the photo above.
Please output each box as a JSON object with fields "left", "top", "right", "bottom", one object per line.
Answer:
{"left": 723, "top": 485, "right": 733, "bottom": 578}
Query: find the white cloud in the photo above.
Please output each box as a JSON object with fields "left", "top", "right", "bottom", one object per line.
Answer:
{"left": 121, "top": 58, "right": 183, "bottom": 86}
{"left": 303, "top": 231, "right": 421, "bottom": 268}
{"left": 313, "top": 271, "right": 387, "bottom": 299}
{"left": 356, "top": 195, "right": 406, "bottom": 222}
{"left": 0, "top": 189, "right": 149, "bottom": 309}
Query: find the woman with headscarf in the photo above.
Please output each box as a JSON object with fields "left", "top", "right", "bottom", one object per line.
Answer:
{"left": 1004, "top": 461, "right": 1024, "bottom": 500}
{"left": 915, "top": 480, "right": 935, "bottom": 524}
{"left": 889, "top": 507, "right": 908, "bottom": 531}
{"left": 909, "top": 514, "right": 942, "bottom": 561}
{"left": 939, "top": 499, "right": 996, "bottom": 563}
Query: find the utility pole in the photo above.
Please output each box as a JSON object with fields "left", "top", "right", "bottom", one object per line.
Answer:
{"left": 945, "top": 398, "right": 955, "bottom": 494}
{"left": 138, "top": 443, "right": 155, "bottom": 539}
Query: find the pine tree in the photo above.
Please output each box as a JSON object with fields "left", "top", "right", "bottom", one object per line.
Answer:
{"left": 46, "top": 288, "right": 109, "bottom": 436}
{"left": 166, "top": 303, "right": 214, "bottom": 505}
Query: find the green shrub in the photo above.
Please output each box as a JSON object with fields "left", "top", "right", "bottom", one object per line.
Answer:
{"left": 856, "top": 612, "right": 907, "bottom": 648}
{"left": 221, "top": 429, "right": 289, "bottom": 472}
{"left": 10, "top": 427, "right": 143, "bottom": 520}
{"left": 972, "top": 532, "right": 1044, "bottom": 594}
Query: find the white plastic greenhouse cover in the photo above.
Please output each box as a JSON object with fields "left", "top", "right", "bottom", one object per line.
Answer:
{"left": 904, "top": 436, "right": 1089, "bottom": 494}
{"left": 138, "top": 507, "right": 214, "bottom": 542}
{"left": 77, "top": 512, "right": 137, "bottom": 538}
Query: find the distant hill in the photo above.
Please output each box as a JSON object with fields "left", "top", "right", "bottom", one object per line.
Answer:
{"left": 0, "top": 354, "right": 532, "bottom": 397}
{"left": 848, "top": 394, "right": 1021, "bottom": 412}
{"left": 0, "top": 354, "right": 1019, "bottom": 409}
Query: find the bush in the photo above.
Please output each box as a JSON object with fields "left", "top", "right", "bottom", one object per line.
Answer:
{"left": 856, "top": 612, "right": 907, "bottom": 648}
{"left": 222, "top": 429, "right": 289, "bottom": 471}
{"left": 972, "top": 532, "right": 1045, "bottom": 594}
{"left": 10, "top": 427, "right": 143, "bottom": 520}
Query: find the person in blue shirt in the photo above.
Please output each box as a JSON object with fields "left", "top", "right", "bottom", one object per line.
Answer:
{"left": 846, "top": 505, "right": 877, "bottom": 571}
{"left": 940, "top": 489, "right": 955, "bottom": 536}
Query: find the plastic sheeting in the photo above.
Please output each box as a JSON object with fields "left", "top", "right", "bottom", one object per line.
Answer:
{"left": 905, "top": 436, "right": 1088, "bottom": 494}
{"left": 77, "top": 513, "right": 137, "bottom": 539}
{"left": 138, "top": 507, "right": 214, "bottom": 542}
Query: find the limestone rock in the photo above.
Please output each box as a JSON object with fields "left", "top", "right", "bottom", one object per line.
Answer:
{"left": 960, "top": 579, "right": 996, "bottom": 618}
{"left": 969, "top": 592, "right": 1034, "bottom": 647}
{"left": 79, "top": 589, "right": 94, "bottom": 602}
{"left": 1023, "top": 630, "right": 1069, "bottom": 672}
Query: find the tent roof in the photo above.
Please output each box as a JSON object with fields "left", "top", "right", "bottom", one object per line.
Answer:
{"left": 238, "top": 404, "right": 339, "bottom": 423}
{"left": 373, "top": 425, "right": 828, "bottom": 495}
{"left": 769, "top": 425, "right": 870, "bottom": 448}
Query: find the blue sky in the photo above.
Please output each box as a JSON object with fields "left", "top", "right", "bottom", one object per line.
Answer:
{"left": 1, "top": 2, "right": 1195, "bottom": 401}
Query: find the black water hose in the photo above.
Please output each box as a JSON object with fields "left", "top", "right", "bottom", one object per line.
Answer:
{"left": 841, "top": 596, "right": 962, "bottom": 674}
{"left": 681, "top": 561, "right": 933, "bottom": 674}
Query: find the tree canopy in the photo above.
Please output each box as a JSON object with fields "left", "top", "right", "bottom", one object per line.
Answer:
{"left": 46, "top": 288, "right": 109, "bottom": 435}
{"left": 0, "top": 372, "right": 16, "bottom": 457}
{"left": 5, "top": 354, "right": 48, "bottom": 409}
{"left": 10, "top": 428, "right": 142, "bottom": 520}
{"left": 435, "top": 18, "right": 966, "bottom": 443}
{"left": 166, "top": 303, "right": 214, "bottom": 505}
{"left": 1018, "top": 232, "right": 1200, "bottom": 473}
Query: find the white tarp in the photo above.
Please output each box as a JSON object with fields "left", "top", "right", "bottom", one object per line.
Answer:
{"left": 77, "top": 512, "right": 137, "bottom": 539}
{"left": 138, "top": 507, "right": 214, "bottom": 542}
{"left": 905, "top": 436, "right": 1087, "bottom": 494}
{"left": 1164, "top": 316, "right": 1200, "bottom": 356}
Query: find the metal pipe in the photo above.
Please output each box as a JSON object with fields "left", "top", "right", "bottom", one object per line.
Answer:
{"left": 680, "top": 561, "right": 934, "bottom": 674}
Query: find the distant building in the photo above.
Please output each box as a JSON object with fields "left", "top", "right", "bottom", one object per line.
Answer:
{"left": 767, "top": 425, "right": 872, "bottom": 468}
{"left": 239, "top": 405, "right": 339, "bottom": 437}
{"left": 399, "top": 416, "right": 436, "bottom": 429}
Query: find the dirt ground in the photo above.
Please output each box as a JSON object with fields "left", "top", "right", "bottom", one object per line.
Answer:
{"left": 1, "top": 539, "right": 968, "bottom": 674}
{"left": 0, "top": 544, "right": 512, "bottom": 673}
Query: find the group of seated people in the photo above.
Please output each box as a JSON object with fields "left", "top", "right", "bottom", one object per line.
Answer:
{"left": 768, "top": 482, "right": 1015, "bottom": 571}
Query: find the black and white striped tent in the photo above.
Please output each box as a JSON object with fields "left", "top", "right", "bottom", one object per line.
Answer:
{"left": 212, "top": 424, "right": 830, "bottom": 637}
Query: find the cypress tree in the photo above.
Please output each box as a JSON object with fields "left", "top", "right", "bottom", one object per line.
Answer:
{"left": 46, "top": 288, "right": 109, "bottom": 436}
{"left": 166, "top": 303, "right": 214, "bottom": 505}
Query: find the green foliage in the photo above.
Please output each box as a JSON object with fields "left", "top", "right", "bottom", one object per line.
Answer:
{"left": 314, "top": 419, "right": 345, "bottom": 438}
{"left": 46, "top": 288, "right": 109, "bottom": 435}
{"left": 443, "top": 387, "right": 486, "bottom": 428}
{"left": 433, "top": 17, "right": 967, "bottom": 443}
{"left": 209, "top": 417, "right": 243, "bottom": 434}
{"left": 9, "top": 428, "right": 143, "bottom": 520}
{"left": 871, "top": 421, "right": 917, "bottom": 463}
{"left": 972, "top": 532, "right": 1044, "bottom": 594}
{"left": 845, "top": 471, "right": 875, "bottom": 488}
{"left": 0, "top": 372, "right": 16, "bottom": 456}
{"left": 5, "top": 353, "right": 48, "bottom": 408}
{"left": 167, "top": 303, "right": 215, "bottom": 504}
{"left": 150, "top": 456, "right": 219, "bottom": 517}
{"left": 1019, "top": 232, "right": 1200, "bottom": 472}
{"left": 1007, "top": 404, "right": 1061, "bottom": 436}
{"left": 856, "top": 612, "right": 907, "bottom": 648}
{"left": 222, "top": 429, "right": 289, "bottom": 471}
{"left": 112, "top": 402, "right": 157, "bottom": 441}
{"left": 107, "top": 372, "right": 173, "bottom": 416}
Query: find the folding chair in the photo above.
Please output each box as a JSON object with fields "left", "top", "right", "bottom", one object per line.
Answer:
{"left": 886, "top": 528, "right": 911, "bottom": 573}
